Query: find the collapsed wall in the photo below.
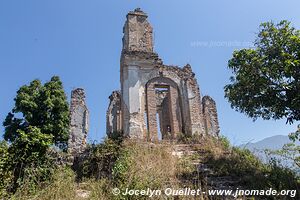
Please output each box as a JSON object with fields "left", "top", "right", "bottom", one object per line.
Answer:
{"left": 106, "top": 91, "right": 122, "bottom": 135}
{"left": 202, "top": 96, "right": 220, "bottom": 136}
{"left": 68, "top": 88, "right": 89, "bottom": 155}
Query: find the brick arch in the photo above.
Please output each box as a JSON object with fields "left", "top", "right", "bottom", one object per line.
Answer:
{"left": 145, "top": 70, "right": 181, "bottom": 86}
{"left": 145, "top": 77, "right": 183, "bottom": 141}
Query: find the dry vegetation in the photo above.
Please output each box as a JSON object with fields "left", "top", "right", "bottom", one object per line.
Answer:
{"left": 4, "top": 135, "right": 299, "bottom": 200}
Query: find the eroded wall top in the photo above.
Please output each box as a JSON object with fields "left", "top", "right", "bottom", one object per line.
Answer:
{"left": 122, "top": 8, "right": 153, "bottom": 53}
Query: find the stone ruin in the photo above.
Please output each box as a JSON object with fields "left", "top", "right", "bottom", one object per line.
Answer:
{"left": 68, "top": 88, "right": 89, "bottom": 155}
{"left": 106, "top": 8, "right": 220, "bottom": 141}
{"left": 66, "top": 8, "right": 221, "bottom": 152}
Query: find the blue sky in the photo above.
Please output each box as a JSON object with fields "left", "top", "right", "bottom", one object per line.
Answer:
{"left": 0, "top": 0, "right": 299, "bottom": 145}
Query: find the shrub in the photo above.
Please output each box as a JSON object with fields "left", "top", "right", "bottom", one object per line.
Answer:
{"left": 206, "top": 146, "right": 300, "bottom": 197}
{"left": 219, "top": 135, "right": 231, "bottom": 150}
{"left": 265, "top": 159, "right": 299, "bottom": 194}
{"left": 7, "top": 126, "right": 54, "bottom": 193}
{"left": 78, "top": 137, "right": 122, "bottom": 180}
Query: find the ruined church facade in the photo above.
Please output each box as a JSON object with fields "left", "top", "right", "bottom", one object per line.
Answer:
{"left": 107, "top": 8, "right": 219, "bottom": 141}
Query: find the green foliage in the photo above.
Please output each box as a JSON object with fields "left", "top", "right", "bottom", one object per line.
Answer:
{"left": 107, "top": 131, "right": 124, "bottom": 143}
{"left": 4, "top": 126, "right": 54, "bottom": 194}
{"left": 224, "top": 21, "right": 300, "bottom": 197}
{"left": 265, "top": 159, "right": 299, "bottom": 193}
{"left": 0, "top": 76, "right": 69, "bottom": 197}
{"left": 207, "top": 147, "right": 299, "bottom": 195}
{"left": 1, "top": 135, "right": 298, "bottom": 200}
{"left": 3, "top": 76, "right": 70, "bottom": 146}
{"left": 111, "top": 147, "right": 131, "bottom": 187}
{"left": 9, "top": 126, "right": 53, "bottom": 163}
{"left": 219, "top": 135, "right": 231, "bottom": 150}
{"left": 266, "top": 142, "right": 300, "bottom": 169}
{"left": 225, "top": 20, "right": 300, "bottom": 125}
{"left": 208, "top": 147, "right": 265, "bottom": 180}
{"left": 289, "top": 124, "right": 300, "bottom": 142}
{"left": 0, "top": 141, "right": 12, "bottom": 198}
{"left": 78, "top": 138, "right": 122, "bottom": 180}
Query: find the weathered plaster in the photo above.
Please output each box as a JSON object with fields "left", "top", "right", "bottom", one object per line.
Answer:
{"left": 106, "top": 8, "right": 220, "bottom": 140}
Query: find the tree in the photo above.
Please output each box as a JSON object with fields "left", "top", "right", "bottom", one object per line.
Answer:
{"left": 0, "top": 141, "right": 11, "bottom": 197}
{"left": 7, "top": 126, "right": 54, "bottom": 192}
{"left": 1, "top": 76, "right": 69, "bottom": 194}
{"left": 225, "top": 20, "right": 300, "bottom": 133}
{"left": 265, "top": 142, "right": 300, "bottom": 169}
{"left": 3, "top": 76, "right": 70, "bottom": 146}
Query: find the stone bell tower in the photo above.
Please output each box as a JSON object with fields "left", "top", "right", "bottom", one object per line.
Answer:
{"left": 122, "top": 8, "right": 154, "bottom": 52}
{"left": 120, "top": 8, "right": 162, "bottom": 139}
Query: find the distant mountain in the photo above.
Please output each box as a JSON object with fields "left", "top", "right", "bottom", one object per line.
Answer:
{"left": 239, "top": 135, "right": 299, "bottom": 169}
{"left": 240, "top": 135, "right": 296, "bottom": 151}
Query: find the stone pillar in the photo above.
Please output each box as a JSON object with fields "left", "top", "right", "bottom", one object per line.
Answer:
{"left": 106, "top": 91, "right": 122, "bottom": 134}
{"left": 202, "top": 96, "right": 220, "bottom": 136}
{"left": 169, "top": 85, "right": 181, "bottom": 138}
{"left": 146, "top": 84, "right": 158, "bottom": 141}
{"left": 68, "top": 88, "right": 89, "bottom": 155}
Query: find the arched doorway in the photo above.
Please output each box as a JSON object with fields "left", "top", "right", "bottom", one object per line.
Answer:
{"left": 145, "top": 77, "right": 183, "bottom": 141}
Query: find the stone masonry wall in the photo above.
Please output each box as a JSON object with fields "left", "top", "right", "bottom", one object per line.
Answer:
{"left": 107, "top": 8, "right": 220, "bottom": 140}
{"left": 122, "top": 8, "right": 153, "bottom": 52}
{"left": 106, "top": 91, "right": 122, "bottom": 135}
{"left": 68, "top": 88, "right": 89, "bottom": 155}
{"left": 202, "top": 96, "right": 220, "bottom": 136}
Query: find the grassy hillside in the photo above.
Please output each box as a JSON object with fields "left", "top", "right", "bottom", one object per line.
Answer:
{"left": 2, "top": 135, "right": 300, "bottom": 200}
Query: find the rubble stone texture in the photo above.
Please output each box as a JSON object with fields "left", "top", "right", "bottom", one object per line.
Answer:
{"left": 106, "top": 91, "right": 122, "bottom": 134}
{"left": 107, "top": 8, "right": 220, "bottom": 141}
{"left": 202, "top": 96, "right": 220, "bottom": 137}
{"left": 68, "top": 88, "right": 89, "bottom": 154}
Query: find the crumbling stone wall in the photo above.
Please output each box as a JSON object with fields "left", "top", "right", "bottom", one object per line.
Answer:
{"left": 106, "top": 8, "right": 220, "bottom": 140}
{"left": 202, "top": 96, "right": 220, "bottom": 136}
{"left": 122, "top": 8, "right": 153, "bottom": 52}
{"left": 68, "top": 88, "right": 89, "bottom": 155}
{"left": 106, "top": 91, "right": 122, "bottom": 134}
